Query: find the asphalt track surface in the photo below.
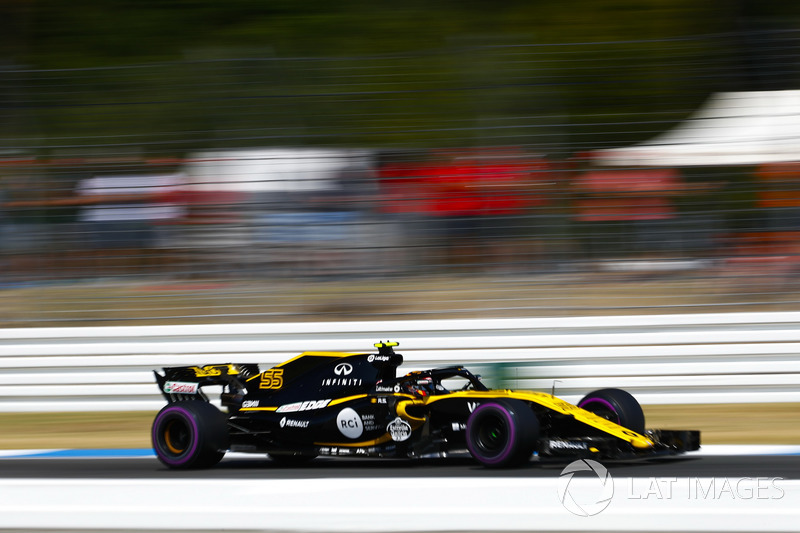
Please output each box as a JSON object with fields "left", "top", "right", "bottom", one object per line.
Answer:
{"left": 2, "top": 454, "right": 799, "bottom": 479}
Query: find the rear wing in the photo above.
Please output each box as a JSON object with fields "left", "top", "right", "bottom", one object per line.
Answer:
{"left": 154, "top": 363, "right": 260, "bottom": 403}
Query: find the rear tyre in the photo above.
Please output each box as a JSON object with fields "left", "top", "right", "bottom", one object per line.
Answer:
{"left": 466, "top": 400, "right": 539, "bottom": 468}
{"left": 577, "top": 388, "right": 645, "bottom": 434}
{"left": 152, "top": 401, "right": 229, "bottom": 469}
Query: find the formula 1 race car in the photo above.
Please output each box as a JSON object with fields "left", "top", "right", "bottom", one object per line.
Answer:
{"left": 151, "top": 342, "right": 700, "bottom": 468}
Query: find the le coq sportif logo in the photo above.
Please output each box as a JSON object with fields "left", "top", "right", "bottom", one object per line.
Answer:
{"left": 557, "top": 459, "right": 614, "bottom": 516}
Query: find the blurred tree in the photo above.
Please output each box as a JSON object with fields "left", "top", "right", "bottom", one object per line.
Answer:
{"left": 1, "top": 0, "right": 799, "bottom": 152}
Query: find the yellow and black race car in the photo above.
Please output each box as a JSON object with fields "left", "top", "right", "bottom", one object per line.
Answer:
{"left": 152, "top": 341, "right": 699, "bottom": 469}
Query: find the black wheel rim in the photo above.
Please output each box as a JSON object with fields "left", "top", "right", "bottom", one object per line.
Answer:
{"left": 475, "top": 414, "right": 508, "bottom": 455}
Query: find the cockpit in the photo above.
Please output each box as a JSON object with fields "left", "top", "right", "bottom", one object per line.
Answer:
{"left": 396, "top": 367, "right": 488, "bottom": 397}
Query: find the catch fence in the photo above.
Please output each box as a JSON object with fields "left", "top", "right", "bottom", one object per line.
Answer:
{"left": 3, "top": 34, "right": 800, "bottom": 325}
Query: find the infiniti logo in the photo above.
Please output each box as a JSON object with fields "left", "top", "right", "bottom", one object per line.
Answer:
{"left": 334, "top": 363, "right": 353, "bottom": 376}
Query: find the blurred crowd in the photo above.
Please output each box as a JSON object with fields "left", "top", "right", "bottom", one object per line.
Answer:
{"left": 1, "top": 146, "right": 799, "bottom": 282}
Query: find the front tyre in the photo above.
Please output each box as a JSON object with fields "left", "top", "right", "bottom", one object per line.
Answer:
{"left": 466, "top": 400, "right": 539, "bottom": 468}
{"left": 152, "top": 401, "right": 229, "bottom": 469}
{"left": 577, "top": 388, "right": 645, "bottom": 434}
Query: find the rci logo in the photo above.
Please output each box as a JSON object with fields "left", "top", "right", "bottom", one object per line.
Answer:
{"left": 557, "top": 459, "right": 614, "bottom": 517}
{"left": 336, "top": 407, "right": 363, "bottom": 439}
{"left": 334, "top": 363, "right": 353, "bottom": 376}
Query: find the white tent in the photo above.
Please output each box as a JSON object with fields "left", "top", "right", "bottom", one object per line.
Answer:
{"left": 593, "top": 90, "right": 800, "bottom": 167}
{"left": 183, "top": 148, "right": 374, "bottom": 192}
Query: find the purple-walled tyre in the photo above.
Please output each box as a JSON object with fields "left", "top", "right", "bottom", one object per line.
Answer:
{"left": 577, "top": 388, "right": 645, "bottom": 434}
{"left": 466, "top": 400, "right": 539, "bottom": 468}
{"left": 152, "top": 401, "right": 229, "bottom": 469}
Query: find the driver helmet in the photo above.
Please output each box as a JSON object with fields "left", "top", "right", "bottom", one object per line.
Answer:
{"left": 416, "top": 377, "right": 434, "bottom": 396}
{"left": 404, "top": 376, "right": 434, "bottom": 397}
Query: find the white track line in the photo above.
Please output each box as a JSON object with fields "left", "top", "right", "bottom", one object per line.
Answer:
{"left": 1, "top": 444, "right": 799, "bottom": 459}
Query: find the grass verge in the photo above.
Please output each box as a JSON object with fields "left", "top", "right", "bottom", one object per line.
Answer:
{"left": 1, "top": 403, "right": 798, "bottom": 450}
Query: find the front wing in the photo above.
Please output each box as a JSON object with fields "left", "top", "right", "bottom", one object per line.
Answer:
{"left": 539, "top": 429, "right": 701, "bottom": 460}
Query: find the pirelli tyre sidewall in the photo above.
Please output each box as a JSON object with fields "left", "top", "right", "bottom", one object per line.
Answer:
{"left": 466, "top": 399, "right": 539, "bottom": 468}
{"left": 577, "top": 388, "right": 646, "bottom": 434}
{"left": 152, "top": 400, "right": 229, "bottom": 469}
